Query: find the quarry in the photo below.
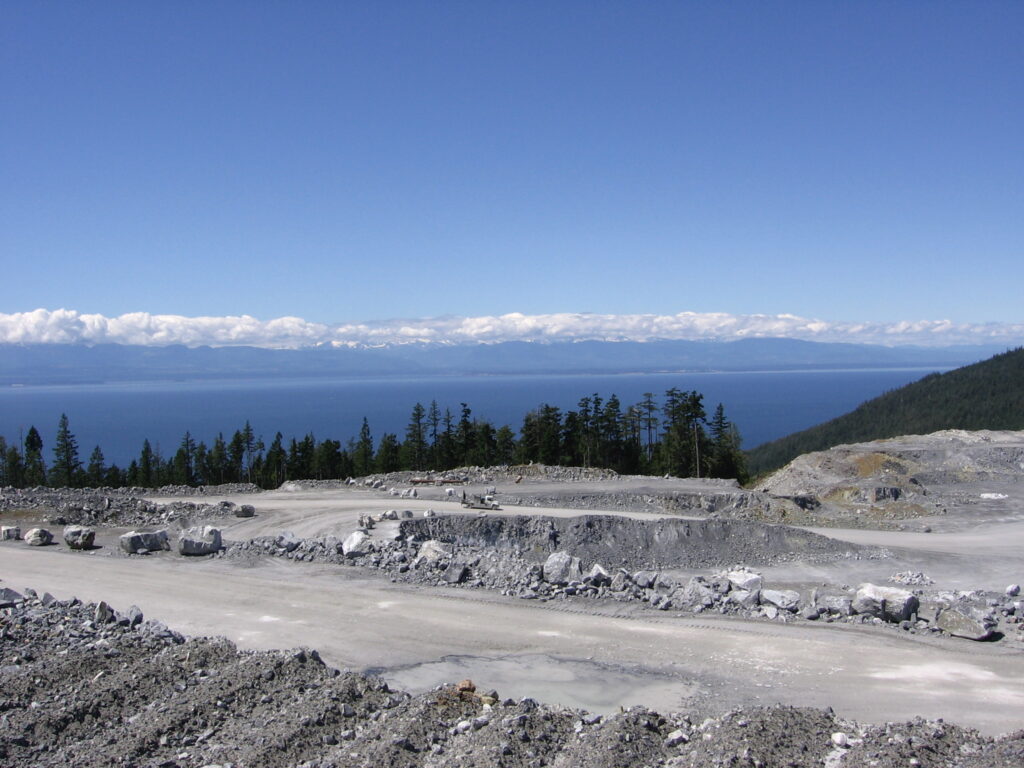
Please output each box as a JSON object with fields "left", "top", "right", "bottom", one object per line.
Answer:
{"left": 2, "top": 429, "right": 1024, "bottom": 766}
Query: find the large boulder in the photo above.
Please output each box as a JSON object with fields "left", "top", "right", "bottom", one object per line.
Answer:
{"left": 585, "top": 563, "right": 612, "bottom": 587}
{"left": 821, "top": 595, "right": 854, "bottom": 616}
{"left": 178, "top": 526, "right": 223, "bottom": 556}
{"left": 543, "top": 551, "right": 582, "bottom": 585}
{"left": 276, "top": 531, "right": 300, "bottom": 552}
{"left": 761, "top": 589, "right": 801, "bottom": 612}
{"left": 632, "top": 570, "right": 658, "bottom": 589}
{"left": 1, "top": 525, "right": 21, "bottom": 540}
{"left": 444, "top": 562, "right": 469, "bottom": 584}
{"left": 25, "top": 528, "right": 53, "bottom": 546}
{"left": 63, "top": 525, "right": 95, "bottom": 550}
{"left": 853, "top": 583, "right": 919, "bottom": 623}
{"left": 341, "top": 530, "right": 371, "bottom": 557}
{"left": 678, "top": 577, "right": 716, "bottom": 609}
{"left": 726, "top": 569, "right": 763, "bottom": 593}
{"left": 936, "top": 607, "right": 996, "bottom": 641}
{"left": 119, "top": 530, "right": 170, "bottom": 554}
{"left": 729, "top": 588, "right": 761, "bottom": 609}
{"left": 0, "top": 587, "right": 23, "bottom": 608}
{"left": 413, "top": 539, "right": 451, "bottom": 566}
{"left": 235, "top": 504, "right": 256, "bottom": 518}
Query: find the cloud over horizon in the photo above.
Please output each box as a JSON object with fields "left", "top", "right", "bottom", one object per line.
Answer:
{"left": 1, "top": 308, "right": 1022, "bottom": 349}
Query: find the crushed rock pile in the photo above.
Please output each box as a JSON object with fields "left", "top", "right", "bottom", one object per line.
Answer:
{"left": 223, "top": 514, "right": 1023, "bottom": 641}
{"left": 398, "top": 514, "right": 868, "bottom": 569}
{"left": 3, "top": 591, "right": 1023, "bottom": 768}
{"left": 0, "top": 488, "right": 244, "bottom": 529}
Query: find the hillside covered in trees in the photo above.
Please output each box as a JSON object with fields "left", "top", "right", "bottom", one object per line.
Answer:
{"left": 0, "top": 388, "right": 748, "bottom": 489}
{"left": 746, "top": 347, "right": 1024, "bottom": 476}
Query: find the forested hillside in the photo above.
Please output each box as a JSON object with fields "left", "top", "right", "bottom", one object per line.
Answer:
{"left": 746, "top": 347, "right": 1024, "bottom": 476}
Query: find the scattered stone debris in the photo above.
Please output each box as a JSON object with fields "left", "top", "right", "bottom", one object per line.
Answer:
{"left": 889, "top": 570, "right": 935, "bottom": 586}
{"left": 1, "top": 592, "right": 1021, "bottom": 768}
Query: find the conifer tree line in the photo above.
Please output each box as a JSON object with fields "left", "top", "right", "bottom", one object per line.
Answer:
{"left": 0, "top": 389, "right": 748, "bottom": 489}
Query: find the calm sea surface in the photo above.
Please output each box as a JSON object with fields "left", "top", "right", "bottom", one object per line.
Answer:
{"left": 0, "top": 369, "right": 944, "bottom": 466}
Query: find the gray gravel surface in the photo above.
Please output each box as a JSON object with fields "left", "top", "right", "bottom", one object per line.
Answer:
{"left": 3, "top": 592, "right": 1023, "bottom": 768}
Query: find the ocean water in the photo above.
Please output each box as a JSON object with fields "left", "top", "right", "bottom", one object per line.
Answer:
{"left": 0, "top": 368, "right": 944, "bottom": 466}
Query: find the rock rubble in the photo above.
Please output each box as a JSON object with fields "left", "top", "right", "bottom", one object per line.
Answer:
{"left": 1, "top": 591, "right": 1021, "bottom": 768}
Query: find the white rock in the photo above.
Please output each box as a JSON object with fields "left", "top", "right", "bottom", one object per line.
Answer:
{"left": 413, "top": 539, "right": 451, "bottom": 565}
{"left": 543, "top": 551, "right": 582, "bottom": 585}
{"left": 342, "top": 530, "right": 371, "bottom": 557}
{"left": 664, "top": 729, "right": 689, "bottom": 747}
{"left": 760, "top": 589, "right": 801, "bottom": 612}
{"left": 25, "top": 528, "right": 53, "bottom": 546}
{"left": 831, "top": 732, "right": 849, "bottom": 748}
{"left": 853, "top": 583, "right": 919, "bottom": 622}
{"left": 726, "top": 569, "right": 763, "bottom": 592}
{"left": 178, "top": 526, "right": 222, "bottom": 556}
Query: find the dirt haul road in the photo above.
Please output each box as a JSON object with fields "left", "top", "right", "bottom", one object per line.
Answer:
{"left": 2, "top": 539, "right": 1023, "bottom": 736}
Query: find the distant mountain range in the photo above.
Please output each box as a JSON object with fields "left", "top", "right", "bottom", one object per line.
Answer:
{"left": 0, "top": 339, "right": 1007, "bottom": 386}
{"left": 746, "top": 346, "right": 1024, "bottom": 476}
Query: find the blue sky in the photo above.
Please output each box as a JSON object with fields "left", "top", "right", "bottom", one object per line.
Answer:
{"left": 2, "top": 2, "right": 1022, "bottom": 336}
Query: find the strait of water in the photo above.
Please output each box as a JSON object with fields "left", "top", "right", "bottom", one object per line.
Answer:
{"left": 0, "top": 368, "right": 944, "bottom": 466}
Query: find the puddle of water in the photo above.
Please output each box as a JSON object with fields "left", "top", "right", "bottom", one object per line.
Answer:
{"left": 370, "top": 653, "right": 699, "bottom": 714}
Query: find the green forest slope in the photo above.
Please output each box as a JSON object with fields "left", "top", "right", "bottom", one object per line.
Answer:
{"left": 746, "top": 347, "right": 1024, "bottom": 476}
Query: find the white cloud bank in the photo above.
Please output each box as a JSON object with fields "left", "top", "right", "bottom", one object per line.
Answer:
{"left": 1, "top": 308, "right": 1022, "bottom": 349}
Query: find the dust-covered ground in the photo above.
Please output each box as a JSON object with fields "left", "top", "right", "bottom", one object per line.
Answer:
{"left": 2, "top": 593, "right": 1023, "bottom": 768}
{"left": 2, "top": 431, "right": 1024, "bottom": 764}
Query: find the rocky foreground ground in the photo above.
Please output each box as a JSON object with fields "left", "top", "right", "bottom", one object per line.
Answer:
{"left": 3, "top": 430, "right": 1024, "bottom": 765}
{"left": 2, "top": 591, "right": 1023, "bottom": 768}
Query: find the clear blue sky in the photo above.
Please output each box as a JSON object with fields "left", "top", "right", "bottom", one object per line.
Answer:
{"left": 2, "top": 1, "right": 1022, "bottom": 326}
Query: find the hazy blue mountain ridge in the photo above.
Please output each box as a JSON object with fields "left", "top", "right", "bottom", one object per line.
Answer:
{"left": 0, "top": 339, "right": 1003, "bottom": 386}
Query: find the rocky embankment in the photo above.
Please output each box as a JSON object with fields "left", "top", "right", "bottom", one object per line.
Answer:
{"left": 223, "top": 513, "right": 1021, "bottom": 642}
{"left": 0, "top": 486, "right": 256, "bottom": 529}
{"left": 758, "top": 429, "right": 1024, "bottom": 524}
{"left": 2, "top": 591, "right": 1022, "bottom": 768}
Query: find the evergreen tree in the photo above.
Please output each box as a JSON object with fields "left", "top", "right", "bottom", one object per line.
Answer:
{"left": 314, "top": 438, "right": 344, "bottom": 479}
{"left": 708, "top": 403, "right": 749, "bottom": 482}
{"left": 228, "top": 430, "right": 246, "bottom": 482}
{"left": 171, "top": 431, "right": 196, "bottom": 485}
{"left": 139, "top": 439, "right": 154, "bottom": 487}
{"left": 24, "top": 426, "right": 47, "bottom": 486}
{"left": 51, "top": 414, "right": 83, "bottom": 487}
{"left": 427, "top": 400, "right": 442, "bottom": 468}
{"left": 206, "top": 434, "right": 229, "bottom": 485}
{"left": 375, "top": 433, "right": 402, "bottom": 473}
{"left": 4, "top": 444, "right": 25, "bottom": 487}
{"left": 87, "top": 445, "right": 106, "bottom": 486}
{"left": 353, "top": 418, "right": 374, "bottom": 476}
{"left": 495, "top": 424, "right": 517, "bottom": 465}
{"left": 658, "top": 388, "right": 708, "bottom": 478}
{"left": 456, "top": 403, "right": 475, "bottom": 466}
{"left": 262, "top": 433, "right": 287, "bottom": 487}
{"left": 640, "top": 392, "right": 659, "bottom": 464}
{"left": 193, "top": 442, "right": 209, "bottom": 485}
{"left": 403, "top": 403, "right": 428, "bottom": 471}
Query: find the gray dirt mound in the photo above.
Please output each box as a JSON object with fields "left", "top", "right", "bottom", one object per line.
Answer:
{"left": 3, "top": 591, "right": 1022, "bottom": 768}
{"left": 399, "top": 514, "right": 868, "bottom": 570}
{"left": 0, "top": 487, "right": 239, "bottom": 529}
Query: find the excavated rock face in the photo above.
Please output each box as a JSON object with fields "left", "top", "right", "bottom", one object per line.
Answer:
{"left": 758, "top": 429, "right": 1024, "bottom": 523}
{"left": 399, "top": 514, "right": 866, "bottom": 570}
